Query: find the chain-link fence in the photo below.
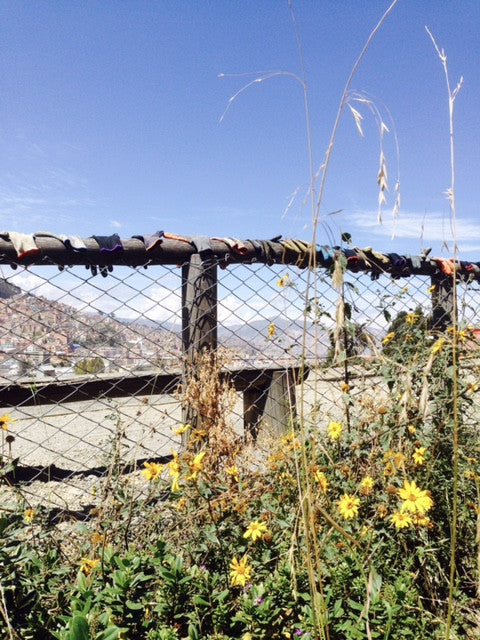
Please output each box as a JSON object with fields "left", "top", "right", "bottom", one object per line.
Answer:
{"left": 0, "top": 234, "right": 479, "bottom": 523}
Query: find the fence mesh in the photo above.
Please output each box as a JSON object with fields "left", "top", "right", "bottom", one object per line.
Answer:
{"left": 0, "top": 257, "right": 478, "bottom": 523}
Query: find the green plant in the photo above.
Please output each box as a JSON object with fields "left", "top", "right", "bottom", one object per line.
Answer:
{"left": 74, "top": 357, "right": 105, "bottom": 375}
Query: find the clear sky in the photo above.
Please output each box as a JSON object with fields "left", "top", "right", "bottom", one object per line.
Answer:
{"left": 1, "top": 0, "right": 479, "bottom": 259}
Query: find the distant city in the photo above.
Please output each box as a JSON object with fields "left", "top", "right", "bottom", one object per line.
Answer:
{"left": 0, "top": 279, "right": 322, "bottom": 383}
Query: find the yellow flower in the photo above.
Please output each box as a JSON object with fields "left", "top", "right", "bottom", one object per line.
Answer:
{"left": 0, "top": 414, "right": 13, "bottom": 431}
{"left": 359, "top": 476, "right": 374, "bottom": 496}
{"left": 314, "top": 470, "right": 328, "bottom": 493}
{"left": 327, "top": 421, "right": 342, "bottom": 440}
{"left": 383, "top": 449, "right": 394, "bottom": 462}
{"left": 405, "top": 313, "right": 420, "bottom": 325}
{"left": 268, "top": 322, "right": 276, "bottom": 339}
{"left": 79, "top": 558, "right": 100, "bottom": 575}
{"left": 383, "top": 449, "right": 405, "bottom": 470}
{"left": 467, "top": 382, "right": 479, "bottom": 393}
{"left": 225, "top": 465, "right": 239, "bottom": 482}
{"left": 412, "top": 446, "right": 426, "bottom": 466}
{"left": 229, "top": 555, "right": 252, "bottom": 587}
{"left": 427, "top": 284, "right": 436, "bottom": 294}
{"left": 382, "top": 331, "right": 395, "bottom": 345}
{"left": 172, "top": 423, "right": 190, "bottom": 436}
{"left": 141, "top": 461, "right": 164, "bottom": 481}
{"left": 170, "top": 473, "right": 181, "bottom": 492}
{"left": 167, "top": 451, "right": 180, "bottom": 474}
{"left": 281, "top": 432, "right": 294, "bottom": 445}
{"left": 390, "top": 511, "right": 412, "bottom": 529}
{"left": 341, "top": 382, "right": 350, "bottom": 393}
{"left": 91, "top": 532, "right": 105, "bottom": 546}
{"left": 399, "top": 479, "right": 433, "bottom": 514}
{"left": 173, "top": 497, "right": 187, "bottom": 511}
{"left": 337, "top": 494, "right": 360, "bottom": 520}
{"left": 186, "top": 451, "right": 206, "bottom": 481}
{"left": 189, "top": 427, "right": 207, "bottom": 444}
{"left": 383, "top": 461, "right": 395, "bottom": 477}
{"left": 167, "top": 452, "right": 181, "bottom": 492}
{"left": 24, "top": 508, "right": 35, "bottom": 523}
{"left": 280, "top": 470, "right": 295, "bottom": 485}
{"left": 407, "top": 425, "right": 416, "bottom": 434}
{"left": 431, "top": 337, "right": 445, "bottom": 354}
{"left": 277, "top": 273, "right": 290, "bottom": 287}
{"left": 243, "top": 520, "right": 268, "bottom": 543}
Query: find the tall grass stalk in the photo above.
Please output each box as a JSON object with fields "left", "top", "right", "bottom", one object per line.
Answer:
{"left": 286, "top": 0, "right": 400, "bottom": 635}
{"left": 426, "top": 26, "right": 463, "bottom": 639}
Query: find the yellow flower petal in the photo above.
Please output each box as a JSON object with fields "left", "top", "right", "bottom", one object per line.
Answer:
{"left": 243, "top": 520, "right": 268, "bottom": 542}
{"left": 229, "top": 555, "right": 252, "bottom": 587}
{"left": 337, "top": 494, "right": 360, "bottom": 520}
{"left": 327, "top": 421, "right": 342, "bottom": 440}
{"left": 399, "top": 479, "right": 433, "bottom": 514}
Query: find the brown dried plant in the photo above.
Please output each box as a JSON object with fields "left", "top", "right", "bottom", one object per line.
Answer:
{"left": 181, "top": 347, "right": 241, "bottom": 471}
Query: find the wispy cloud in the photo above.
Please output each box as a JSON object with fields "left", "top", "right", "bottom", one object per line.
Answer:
{"left": 109, "top": 219, "right": 122, "bottom": 228}
{"left": 0, "top": 132, "right": 97, "bottom": 230}
{"left": 0, "top": 180, "right": 97, "bottom": 230}
{"left": 348, "top": 210, "right": 480, "bottom": 244}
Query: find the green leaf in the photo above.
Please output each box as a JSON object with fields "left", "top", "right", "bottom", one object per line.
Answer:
{"left": 193, "top": 595, "right": 210, "bottom": 607}
{"left": 112, "top": 570, "right": 129, "bottom": 588}
{"left": 76, "top": 572, "right": 89, "bottom": 592}
{"left": 157, "top": 566, "right": 175, "bottom": 582}
{"left": 344, "top": 281, "right": 360, "bottom": 294}
{"left": 130, "top": 571, "right": 151, "bottom": 586}
{"left": 70, "top": 616, "right": 90, "bottom": 640}
{"left": 126, "top": 599, "right": 144, "bottom": 610}
{"left": 216, "top": 589, "right": 230, "bottom": 602}
{"left": 369, "top": 566, "right": 382, "bottom": 605}
{"left": 188, "top": 623, "right": 200, "bottom": 640}
{"left": 0, "top": 516, "right": 10, "bottom": 536}
{"left": 347, "top": 598, "right": 365, "bottom": 612}
{"left": 331, "top": 598, "right": 344, "bottom": 618}
{"left": 202, "top": 527, "right": 220, "bottom": 545}
{"left": 99, "top": 626, "right": 128, "bottom": 640}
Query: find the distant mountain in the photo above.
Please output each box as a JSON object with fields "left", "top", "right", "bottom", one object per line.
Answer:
{"left": 0, "top": 276, "right": 328, "bottom": 357}
{"left": 0, "top": 278, "right": 21, "bottom": 299}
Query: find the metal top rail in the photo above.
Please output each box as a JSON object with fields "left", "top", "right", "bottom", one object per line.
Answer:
{"left": 0, "top": 230, "right": 477, "bottom": 281}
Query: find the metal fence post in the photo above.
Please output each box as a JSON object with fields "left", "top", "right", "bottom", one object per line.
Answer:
{"left": 181, "top": 253, "right": 217, "bottom": 445}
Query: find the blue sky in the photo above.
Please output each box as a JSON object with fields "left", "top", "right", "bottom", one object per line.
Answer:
{"left": 1, "top": 0, "right": 479, "bottom": 259}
